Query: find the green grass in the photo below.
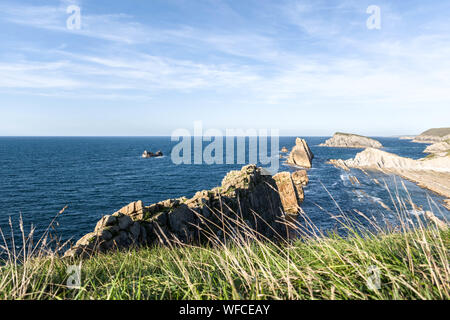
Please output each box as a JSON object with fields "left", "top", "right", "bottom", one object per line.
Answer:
{"left": 1, "top": 223, "right": 448, "bottom": 300}
{"left": 1, "top": 183, "right": 449, "bottom": 300}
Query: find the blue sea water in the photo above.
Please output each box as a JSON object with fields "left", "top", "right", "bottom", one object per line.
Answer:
{"left": 0, "top": 136, "right": 448, "bottom": 247}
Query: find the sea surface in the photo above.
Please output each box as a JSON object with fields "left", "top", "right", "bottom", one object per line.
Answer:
{"left": 0, "top": 137, "right": 448, "bottom": 247}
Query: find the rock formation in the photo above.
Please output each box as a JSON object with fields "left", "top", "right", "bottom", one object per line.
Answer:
{"left": 424, "top": 141, "right": 450, "bottom": 157}
{"left": 142, "top": 150, "right": 163, "bottom": 158}
{"left": 319, "top": 132, "right": 383, "bottom": 149}
{"left": 412, "top": 128, "right": 450, "bottom": 143}
{"left": 329, "top": 148, "right": 450, "bottom": 211}
{"left": 64, "top": 165, "right": 309, "bottom": 258}
{"left": 281, "top": 147, "right": 289, "bottom": 153}
{"left": 286, "top": 138, "right": 314, "bottom": 168}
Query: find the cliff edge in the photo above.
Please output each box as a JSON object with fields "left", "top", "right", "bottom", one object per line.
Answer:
{"left": 64, "top": 165, "right": 309, "bottom": 258}
{"left": 286, "top": 138, "right": 314, "bottom": 168}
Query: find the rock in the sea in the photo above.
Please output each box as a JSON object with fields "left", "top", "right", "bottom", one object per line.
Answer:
{"left": 412, "top": 128, "right": 450, "bottom": 144}
{"left": 319, "top": 132, "right": 382, "bottom": 149}
{"left": 64, "top": 165, "right": 309, "bottom": 258}
{"left": 328, "top": 148, "right": 450, "bottom": 213}
{"left": 286, "top": 138, "right": 314, "bottom": 168}
{"left": 281, "top": 146, "right": 289, "bottom": 153}
{"left": 142, "top": 150, "right": 163, "bottom": 158}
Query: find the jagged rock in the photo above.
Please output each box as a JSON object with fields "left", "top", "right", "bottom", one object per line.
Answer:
{"left": 273, "top": 172, "right": 298, "bottom": 214}
{"left": 286, "top": 138, "right": 314, "bottom": 168}
{"left": 320, "top": 132, "right": 382, "bottom": 149}
{"left": 64, "top": 165, "right": 309, "bottom": 258}
{"left": 292, "top": 170, "right": 309, "bottom": 187}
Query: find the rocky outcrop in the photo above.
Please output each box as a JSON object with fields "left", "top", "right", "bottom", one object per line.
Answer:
{"left": 142, "top": 150, "right": 163, "bottom": 158}
{"left": 319, "top": 132, "right": 382, "bottom": 149}
{"left": 281, "top": 147, "right": 289, "bottom": 153}
{"left": 329, "top": 148, "right": 450, "bottom": 212}
{"left": 64, "top": 165, "right": 309, "bottom": 258}
{"left": 413, "top": 128, "right": 450, "bottom": 144}
{"left": 286, "top": 138, "right": 314, "bottom": 168}
{"left": 424, "top": 141, "right": 450, "bottom": 157}
{"left": 336, "top": 148, "right": 450, "bottom": 172}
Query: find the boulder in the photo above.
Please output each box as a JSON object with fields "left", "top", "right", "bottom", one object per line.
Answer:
{"left": 286, "top": 138, "right": 314, "bottom": 168}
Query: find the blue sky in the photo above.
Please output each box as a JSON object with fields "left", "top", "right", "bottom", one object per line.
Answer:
{"left": 0, "top": 0, "right": 449, "bottom": 136}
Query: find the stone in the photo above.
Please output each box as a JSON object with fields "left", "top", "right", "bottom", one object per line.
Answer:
{"left": 118, "top": 215, "right": 133, "bottom": 230}
{"left": 273, "top": 172, "right": 299, "bottom": 214}
{"left": 95, "top": 215, "right": 117, "bottom": 231}
{"left": 281, "top": 146, "right": 288, "bottom": 153}
{"left": 292, "top": 170, "right": 309, "bottom": 187}
{"left": 129, "top": 222, "right": 141, "bottom": 240}
{"left": 286, "top": 138, "right": 314, "bottom": 168}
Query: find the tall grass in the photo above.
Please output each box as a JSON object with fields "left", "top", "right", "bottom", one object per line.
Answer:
{"left": 0, "top": 182, "right": 448, "bottom": 300}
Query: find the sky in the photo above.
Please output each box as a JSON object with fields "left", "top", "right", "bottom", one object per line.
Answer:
{"left": 0, "top": 0, "right": 449, "bottom": 136}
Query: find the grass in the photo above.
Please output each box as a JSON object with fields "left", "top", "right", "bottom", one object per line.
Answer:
{"left": 0, "top": 184, "right": 449, "bottom": 300}
{"left": 420, "top": 128, "right": 450, "bottom": 138}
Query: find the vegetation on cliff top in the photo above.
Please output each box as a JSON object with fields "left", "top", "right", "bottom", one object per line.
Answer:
{"left": 1, "top": 199, "right": 448, "bottom": 300}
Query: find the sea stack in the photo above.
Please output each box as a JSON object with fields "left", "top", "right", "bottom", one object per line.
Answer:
{"left": 286, "top": 138, "right": 314, "bottom": 168}
{"left": 319, "top": 132, "right": 382, "bottom": 149}
{"left": 142, "top": 150, "right": 163, "bottom": 158}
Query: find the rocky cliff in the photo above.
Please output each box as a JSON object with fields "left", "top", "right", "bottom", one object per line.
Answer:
{"left": 320, "top": 132, "right": 383, "bottom": 149}
{"left": 337, "top": 148, "right": 450, "bottom": 172}
{"left": 424, "top": 140, "right": 450, "bottom": 156}
{"left": 413, "top": 128, "right": 450, "bottom": 143}
{"left": 64, "top": 165, "right": 309, "bottom": 258}
{"left": 329, "top": 148, "right": 450, "bottom": 210}
{"left": 286, "top": 138, "right": 314, "bottom": 168}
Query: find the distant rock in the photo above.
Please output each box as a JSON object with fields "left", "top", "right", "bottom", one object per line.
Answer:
{"left": 142, "top": 150, "right": 163, "bottom": 158}
{"left": 424, "top": 141, "right": 450, "bottom": 157}
{"left": 399, "top": 136, "right": 415, "bottom": 140}
{"left": 319, "top": 132, "right": 382, "bottom": 149}
{"left": 413, "top": 128, "right": 450, "bottom": 144}
{"left": 64, "top": 165, "right": 309, "bottom": 258}
{"left": 281, "top": 146, "right": 289, "bottom": 153}
{"left": 286, "top": 138, "right": 314, "bottom": 168}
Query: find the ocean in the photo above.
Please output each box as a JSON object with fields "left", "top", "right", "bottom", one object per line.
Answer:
{"left": 0, "top": 136, "right": 448, "bottom": 247}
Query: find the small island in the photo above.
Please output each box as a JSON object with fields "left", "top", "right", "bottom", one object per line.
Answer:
{"left": 319, "top": 132, "right": 383, "bottom": 149}
{"left": 142, "top": 150, "right": 163, "bottom": 158}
